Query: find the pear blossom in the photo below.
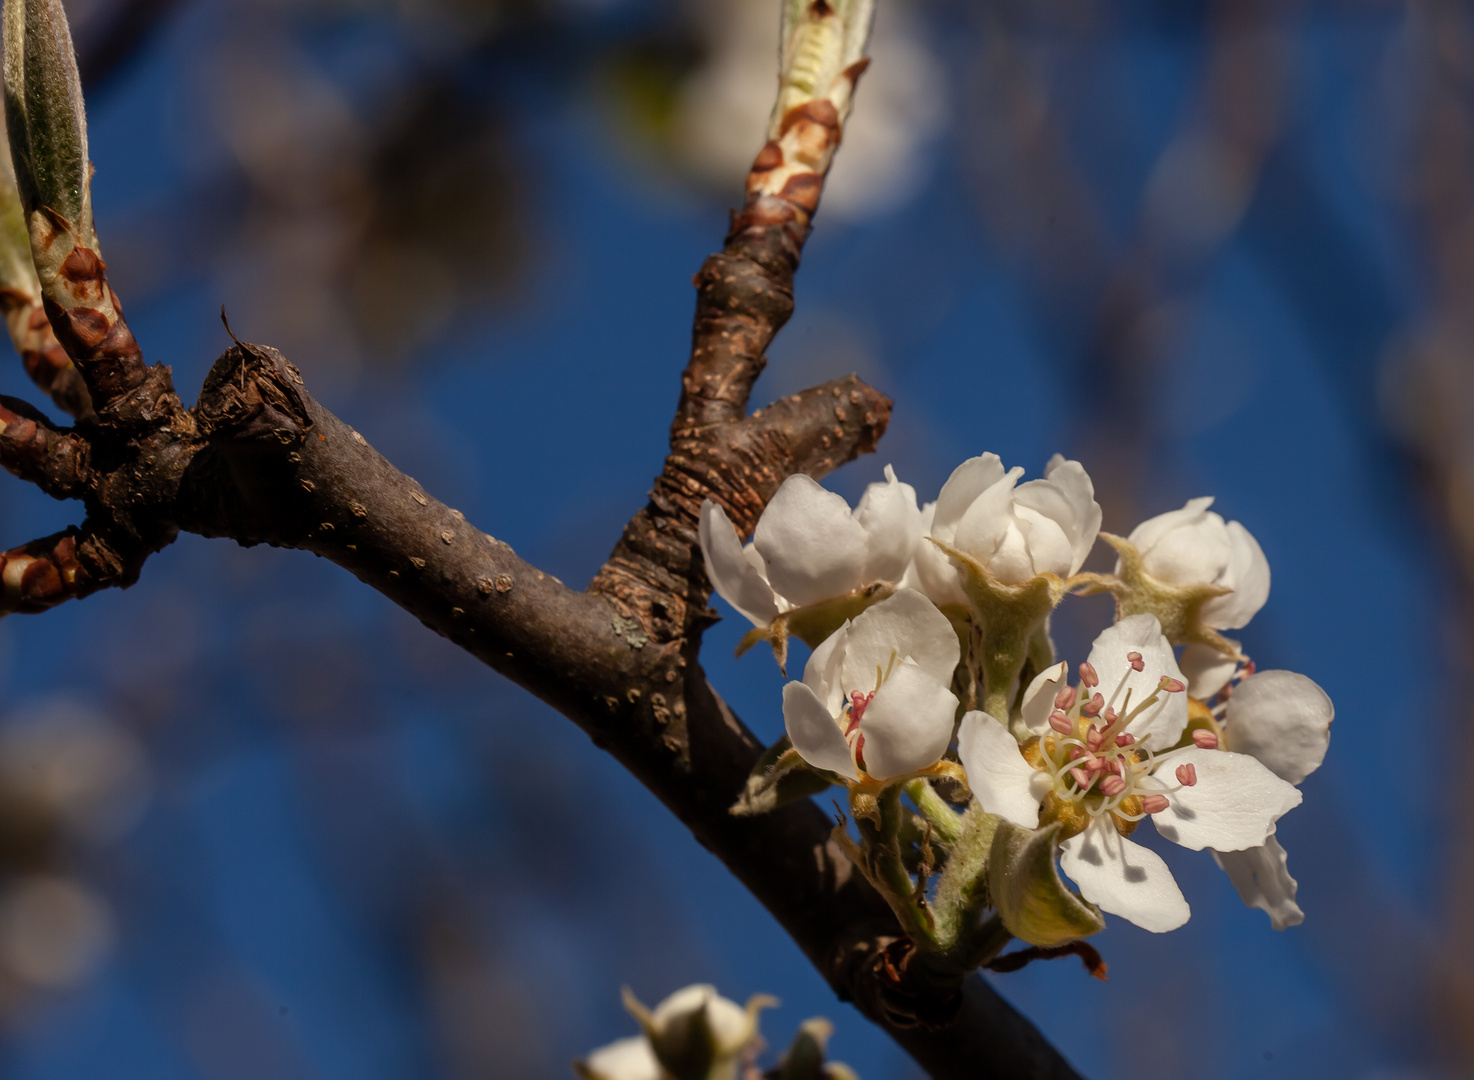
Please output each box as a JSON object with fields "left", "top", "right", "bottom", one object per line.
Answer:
{"left": 587, "top": 983, "right": 773, "bottom": 1080}
{"left": 909, "top": 453, "right": 1101, "bottom": 600}
{"left": 1123, "top": 496, "right": 1270, "bottom": 631}
{"left": 699, "top": 468, "right": 922, "bottom": 628}
{"left": 575, "top": 1036, "right": 663, "bottom": 1080}
{"left": 783, "top": 589, "right": 960, "bottom": 782}
{"left": 1210, "top": 669, "right": 1334, "bottom": 929}
{"left": 958, "top": 614, "right": 1302, "bottom": 933}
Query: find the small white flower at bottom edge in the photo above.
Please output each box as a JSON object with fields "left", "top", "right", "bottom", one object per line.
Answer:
{"left": 577, "top": 1036, "right": 662, "bottom": 1080}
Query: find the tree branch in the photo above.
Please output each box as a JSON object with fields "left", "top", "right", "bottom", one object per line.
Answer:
{"left": 0, "top": 1, "right": 1083, "bottom": 1073}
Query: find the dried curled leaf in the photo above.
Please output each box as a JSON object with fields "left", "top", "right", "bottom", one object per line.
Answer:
{"left": 988, "top": 820, "right": 1105, "bottom": 948}
{"left": 731, "top": 734, "right": 838, "bottom": 816}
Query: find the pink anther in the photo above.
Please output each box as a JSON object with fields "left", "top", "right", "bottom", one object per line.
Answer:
{"left": 1054, "top": 685, "right": 1077, "bottom": 710}
{"left": 1127, "top": 650, "right": 1145, "bottom": 672}
{"left": 1191, "top": 729, "right": 1219, "bottom": 750}
{"left": 1175, "top": 763, "right": 1198, "bottom": 787}
{"left": 1049, "top": 709, "right": 1074, "bottom": 735}
{"left": 1159, "top": 676, "right": 1186, "bottom": 694}
{"left": 1086, "top": 726, "right": 1105, "bottom": 751}
{"left": 1079, "top": 661, "right": 1099, "bottom": 688}
{"left": 1070, "top": 767, "right": 1094, "bottom": 790}
{"left": 1141, "top": 794, "right": 1170, "bottom": 814}
{"left": 1103, "top": 706, "right": 1119, "bottom": 725}
{"left": 1069, "top": 744, "right": 1085, "bottom": 761}
{"left": 1081, "top": 693, "right": 1105, "bottom": 718}
{"left": 1114, "top": 732, "right": 1136, "bottom": 747}
{"left": 1099, "top": 775, "right": 1126, "bottom": 797}
{"left": 1103, "top": 759, "right": 1122, "bottom": 775}
{"left": 1086, "top": 756, "right": 1105, "bottom": 773}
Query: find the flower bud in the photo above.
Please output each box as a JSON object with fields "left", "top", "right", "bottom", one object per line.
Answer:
{"left": 3, "top": 0, "right": 90, "bottom": 230}
{"left": 622, "top": 984, "right": 774, "bottom": 1080}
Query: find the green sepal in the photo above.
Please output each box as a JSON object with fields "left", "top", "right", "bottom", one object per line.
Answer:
{"left": 736, "top": 585, "right": 893, "bottom": 674}
{"left": 988, "top": 820, "right": 1105, "bottom": 948}
{"left": 730, "top": 735, "right": 838, "bottom": 817}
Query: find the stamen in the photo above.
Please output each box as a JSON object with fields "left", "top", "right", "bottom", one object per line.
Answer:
{"left": 1070, "top": 767, "right": 1094, "bottom": 791}
{"left": 1079, "top": 662, "right": 1099, "bottom": 688}
{"left": 1081, "top": 693, "right": 1105, "bottom": 718}
{"left": 1054, "top": 685, "right": 1077, "bottom": 710}
{"left": 1175, "top": 763, "right": 1198, "bottom": 787}
{"left": 1141, "top": 794, "right": 1170, "bottom": 814}
{"left": 1099, "top": 775, "right": 1126, "bottom": 797}
{"left": 1068, "top": 744, "right": 1085, "bottom": 761}
{"left": 1126, "top": 651, "right": 1145, "bottom": 672}
{"left": 1191, "top": 730, "right": 1218, "bottom": 750}
{"left": 1159, "top": 676, "right": 1185, "bottom": 694}
{"left": 1086, "top": 726, "right": 1105, "bottom": 751}
{"left": 1114, "top": 732, "right": 1136, "bottom": 747}
{"left": 846, "top": 691, "right": 875, "bottom": 735}
{"left": 1085, "top": 756, "right": 1105, "bottom": 774}
{"left": 1049, "top": 709, "right": 1074, "bottom": 735}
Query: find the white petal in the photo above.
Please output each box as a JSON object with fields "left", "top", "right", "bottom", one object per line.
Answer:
{"left": 581, "top": 1036, "right": 662, "bottom": 1080}
{"left": 1140, "top": 509, "right": 1232, "bottom": 586}
{"left": 957, "top": 711, "right": 1040, "bottom": 828}
{"left": 783, "top": 681, "right": 858, "bottom": 780}
{"left": 802, "top": 623, "right": 847, "bottom": 714}
{"left": 931, "top": 453, "right": 1006, "bottom": 539}
{"left": 700, "top": 993, "right": 753, "bottom": 1053}
{"left": 1020, "top": 661, "right": 1069, "bottom": 736}
{"left": 1013, "top": 505, "right": 1073, "bottom": 579}
{"left": 1179, "top": 641, "right": 1240, "bottom": 700}
{"left": 699, "top": 500, "right": 780, "bottom": 626}
{"left": 854, "top": 465, "right": 923, "bottom": 584}
{"left": 1223, "top": 670, "right": 1333, "bottom": 785}
{"left": 952, "top": 468, "right": 1024, "bottom": 566}
{"left": 652, "top": 983, "right": 716, "bottom": 1027}
{"left": 753, "top": 475, "right": 868, "bottom": 607}
{"left": 1087, "top": 614, "right": 1188, "bottom": 748}
{"left": 1039, "top": 456, "right": 1102, "bottom": 575}
{"left": 839, "top": 589, "right": 959, "bottom": 692}
{"left": 1150, "top": 748, "right": 1302, "bottom": 852}
{"left": 1212, "top": 833, "right": 1303, "bottom": 930}
{"left": 1200, "top": 520, "right": 1271, "bottom": 630}
{"left": 1059, "top": 817, "right": 1190, "bottom": 933}
{"left": 858, "top": 661, "right": 958, "bottom": 779}
{"left": 905, "top": 503, "right": 968, "bottom": 607}
{"left": 1124, "top": 496, "right": 1215, "bottom": 564}
{"left": 986, "top": 519, "right": 1035, "bottom": 584}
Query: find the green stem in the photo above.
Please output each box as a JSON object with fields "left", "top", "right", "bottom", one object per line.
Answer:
{"left": 929, "top": 803, "right": 1000, "bottom": 955}
{"left": 863, "top": 785, "right": 937, "bottom": 948}
{"left": 905, "top": 779, "right": 963, "bottom": 847}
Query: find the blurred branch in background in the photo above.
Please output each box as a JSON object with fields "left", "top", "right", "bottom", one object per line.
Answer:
{"left": 1383, "top": 1, "right": 1474, "bottom": 1073}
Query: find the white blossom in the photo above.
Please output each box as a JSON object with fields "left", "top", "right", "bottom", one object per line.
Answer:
{"left": 783, "top": 589, "right": 959, "bottom": 781}
{"left": 1212, "top": 669, "right": 1334, "bottom": 929}
{"left": 1123, "top": 497, "right": 1270, "bottom": 632}
{"left": 576, "top": 1036, "right": 664, "bottom": 1080}
{"left": 699, "top": 467, "right": 921, "bottom": 628}
{"left": 908, "top": 453, "right": 1101, "bottom": 600}
{"left": 957, "top": 615, "right": 1301, "bottom": 933}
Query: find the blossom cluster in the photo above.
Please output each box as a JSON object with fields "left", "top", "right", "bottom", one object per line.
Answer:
{"left": 701, "top": 454, "right": 1332, "bottom": 947}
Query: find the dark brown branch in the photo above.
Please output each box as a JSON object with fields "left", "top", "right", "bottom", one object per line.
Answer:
{"left": 0, "top": 292, "right": 94, "bottom": 421}
{"left": 0, "top": 396, "right": 90, "bottom": 497}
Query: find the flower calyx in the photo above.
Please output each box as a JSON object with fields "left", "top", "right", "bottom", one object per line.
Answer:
{"left": 1077, "top": 532, "right": 1240, "bottom": 658}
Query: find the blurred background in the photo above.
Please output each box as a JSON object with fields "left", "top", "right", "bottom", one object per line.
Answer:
{"left": 0, "top": 0, "right": 1458, "bottom": 1076}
